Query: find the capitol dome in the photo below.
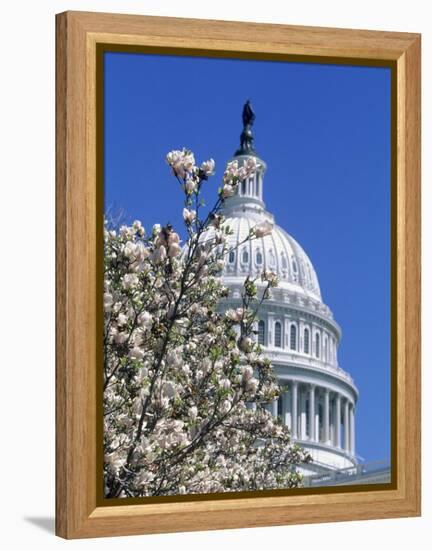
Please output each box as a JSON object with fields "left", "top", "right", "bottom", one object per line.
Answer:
{"left": 218, "top": 105, "right": 359, "bottom": 478}
{"left": 222, "top": 216, "right": 322, "bottom": 300}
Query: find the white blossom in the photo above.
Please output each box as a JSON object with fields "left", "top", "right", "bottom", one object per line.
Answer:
{"left": 189, "top": 406, "right": 198, "bottom": 420}
{"left": 219, "top": 378, "right": 231, "bottom": 390}
{"left": 123, "top": 240, "right": 137, "bottom": 258}
{"left": 129, "top": 346, "right": 145, "bottom": 360}
{"left": 104, "top": 292, "right": 113, "bottom": 311}
{"left": 119, "top": 225, "right": 133, "bottom": 238}
{"left": 183, "top": 208, "right": 196, "bottom": 224}
{"left": 122, "top": 273, "right": 139, "bottom": 290}
{"left": 261, "top": 269, "right": 278, "bottom": 287}
{"left": 221, "top": 184, "right": 235, "bottom": 198}
{"left": 132, "top": 219, "right": 145, "bottom": 236}
{"left": 200, "top": 158, "right": 215, "bottom": 176}
{"left": 137, "top": 471, "right": 155, "bottom": 485}
{"left": 117, "top": 313, "right": 128, "bottom": 326}
{"left": 220, "top": 400, "right": 231, "bottom": 414}
{"left": 185, "top": 179, "right": 197, "bottom": 194}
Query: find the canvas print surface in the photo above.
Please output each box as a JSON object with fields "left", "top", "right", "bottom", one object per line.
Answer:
{"left": 102, "top": 52, "right": 391, "bottom": 499}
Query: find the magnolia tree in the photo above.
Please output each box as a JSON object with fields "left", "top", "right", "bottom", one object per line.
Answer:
{"left": 103, "top": 149, "right": 311, "bottom": 498}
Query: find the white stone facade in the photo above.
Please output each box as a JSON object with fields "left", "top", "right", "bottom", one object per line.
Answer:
{"left": 220, "top": 152, "right": 358, "bottom": 475}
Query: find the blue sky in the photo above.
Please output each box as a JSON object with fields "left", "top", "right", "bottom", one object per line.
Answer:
{"left": 104, "top": 51, "right": 391, "bottom": 464}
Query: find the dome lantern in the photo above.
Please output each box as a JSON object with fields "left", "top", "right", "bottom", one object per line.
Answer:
{"left": 222, "top": 100, "right": 268, "bottom": 217}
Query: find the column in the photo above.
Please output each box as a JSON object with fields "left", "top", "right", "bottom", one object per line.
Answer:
{"left": 329, "top": 397, "right": 334, "bottom": 444}
{"left": 323, "top": 388, "right": 330, "bottom": 444}
{"left": 335, "top": 393, "right": 341, "bottom": 448}
{"left": 343, "top": 398, "right": 350, "bottom": 452}
{"left": 299, "top": 321, "right": 304, "bottom": 353}
{"left": 291, "top": 381, "right": 298, "bottom": 438}
{"left": 284, "top": 317, "right": 290, "bottom": 348}
{"left": 300, "top": 387, "right": 307, "bottom": 439}
{"left": 350, "top": 403, "right": 356, "bottom": 455}
{"left": 283, "top": 387, "right": 291, "bottom": 429}
{"left": 309, "top": 385, "right": 316, "bottom": 442}
{"left": 267, "top": 314, "right": 274, "bottom": 347}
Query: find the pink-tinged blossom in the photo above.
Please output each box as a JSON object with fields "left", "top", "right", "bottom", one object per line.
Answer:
{"left": 246, "top": 378, "right": 259, "bottom": 393}
{"left": 166, "top": 148, "right": 196, "bottom": 179}
{"left": 168, "top": 243, "right": 181, "bottom": 257}
{"left": 242, "top": 366, "right": 254, "bottom": 381}
{"left": 137, "top": 311, "right": 152, "bottom": 328}
{"left": 167, "top": 231, "right": 180, "bottom": 246}
{"left": 151, "top": 246, "right": 167, "bottom": 264}
{"left": 253, "top": 220, "right": 273, "bottom": 238}
{"left": 113, "top": 331, "right": 128, "bottom": 345}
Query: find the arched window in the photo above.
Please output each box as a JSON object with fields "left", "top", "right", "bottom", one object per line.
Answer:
{"left": 281, "top": 253, "right": 288, "bottom": 270}
{"left": 304, "top": 328, "right": 310, "bottom": 354}
{"left": 277, "top": 396, "right": 283, "bottom": 417}
{"left": 315, "top": 332, "right": 320, "bottom": 358}
{"left": 290, "top": 324, "right": 297, "bottom": 350}
{"left": 256, "top": 249, "right": 263, "bottom": 265}
{"left": 228, "top": 250, "right": 235, "bottom": 264}
{"left": 269, "top": 249, "right": 276, "bottom": 267}
{"left": 275, "top": 322, "right": 282, "bottom": 348}
{"left": 241, "top": 180, "right": 246, "bottom": 195}
{"left": 241, "top": 248, "right": 249, "bottom": 264}
{"left": 292, "top": 258, "right": 298, "bottom": 281}
{"left": 258, "top": 320, "right": 265, "bottom": 346}
{"left": 323, "top": 338, "right": 328, "bottom": 362}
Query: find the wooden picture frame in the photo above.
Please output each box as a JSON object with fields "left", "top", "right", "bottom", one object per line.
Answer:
{"left": 55, "top": 10, "right": 421, "bottom": 539}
